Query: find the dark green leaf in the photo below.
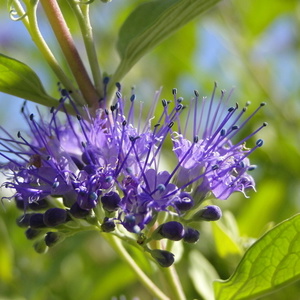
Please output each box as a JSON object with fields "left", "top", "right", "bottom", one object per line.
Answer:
{"left": 214, "top": 214, "right": 300, "bottom": 300}
{"left": 0, "top": 53, "right": 58, "bottom": 107}
{"left": 113, "top": 0, "right": 221, "bottom": 84}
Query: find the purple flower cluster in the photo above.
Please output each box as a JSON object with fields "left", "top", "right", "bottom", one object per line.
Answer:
{"left": 0, "top": 82, "right": 265, "bottom": 265}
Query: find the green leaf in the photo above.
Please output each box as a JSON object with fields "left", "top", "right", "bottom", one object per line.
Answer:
{"left": 0, "top": 53, "right": 58, "bottom": 107}
{"left": 214, "top": 214, "right": 300, "bottom": 300}
{"left": 211, "top": 212, "right": 243, "bottom": 259}
{"left": 113, "top": 0, "right": 222, "bottom": 84}
{"left": 189, "top": 250, "right": 219, "bottom": 300}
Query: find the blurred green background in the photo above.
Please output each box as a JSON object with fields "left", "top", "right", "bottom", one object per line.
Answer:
{"left": 1, "top": 0, "right": 300, "bottom": 299}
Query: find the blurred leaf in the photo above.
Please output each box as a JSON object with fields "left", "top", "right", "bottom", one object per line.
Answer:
{"left": 89, "top": 263, "right": 136, "bottom": 299}
{"left": 189, "top": 250, "right": 219, "bottom": 300}
{"left": 0, "top": 220, "right": 13, "bottom": 282}
{"left": 113, "top": 0, "right": 222, "bottom": 84}
{"left": 211, "top": 212, "right": 243, "bottom": 259}
{"left": 234, "top": 0, "right": 298, "bottom": 38}
{"left": 214, "top": 214, "right": 300, "bottom": 300}
{"left": 0, "top": 53, "right": 58, "bottom": 107}
{"left": 237, "top": 179, "right": 285, "bottom": 238}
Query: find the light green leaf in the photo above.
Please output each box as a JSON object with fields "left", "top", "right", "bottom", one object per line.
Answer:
{"left": 211, "top": 212, "right": 243, "bottom": 259}
{"left": 0, "top": 53, "right": 58, "bottom": 107}
{"left": 113, "top": 0, "right": 222, "bottom": 84}
{"left": 214, "top": 214, "right": 300, "bottom": 300}
{"left": 189, "top": 250, "right": 219, "bottom": 300}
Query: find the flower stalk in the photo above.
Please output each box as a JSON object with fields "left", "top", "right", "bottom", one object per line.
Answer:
{"left": 9, "top": 0, "right": 85, "bottom": 106}
{"left": 40, "top": 0, "right": 99, "bottom": 108}
{"left": 66, "top": 0, "right": 104, "bottom": 98}
{"left": 103, "top": 234, "right": 171, "bottom": 300}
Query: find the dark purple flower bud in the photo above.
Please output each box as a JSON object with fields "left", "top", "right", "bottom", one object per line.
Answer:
{"left": 14, "top": 195, "right": 25, "bottom": 210}
{"left": 183, "top": 227, "right": 200, "bottom": 243}
{"left": 45, "top": 232, "right": 62, "bottom": 247}
{"left": 174, "top": 192, "right": 194, "bottom": 212}
{"left": 151, "top": 249, "right": 175, "bottom": 267}
{"left": 101, "top": 217, "right": 115, "bottom": 232}
{"left": 25, "top": 228, "right": 43, "bottom": 240}
{"left": 29, "top": 213, "right": 46, "bottom": 228}
{"left": 34, "top": 240, "right": 48, "bottom": 254}
{"left": 154, "top": 221, "right": 185, "bottom": 241}
{"left": 70, "top": 202, "right": 91, "bottom": 218}
{"left": 71, "top": 156, "right": 84, "bottom": 170}
{"left": 191, "top": 205, "right": 222, "bottom": 222}
{"left": 16, "top": 213, "right": 34, "bottom": 228}
{"left": 82, "top": 149, "right": 97, "bottom": 165}
{"left": 101, "top": 191, "right": 121, "bottom": 212}
{"left": 28, "top": 199, "right": 49, "bottom": 211}
{"left": 43, "top": 208, "right": 68, "bottom": 227}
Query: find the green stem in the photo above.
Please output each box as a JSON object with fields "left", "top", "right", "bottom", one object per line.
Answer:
{"left": 103, "top": 234, "right": 170, "bottom": 300}
{"left": 162, "top": 265, "right": 187, "bottom": 300}
{"left": 66, "top": 1, "right": 104, "bottom": 98}
{"left": 40, "top": 0, "right": 99, "bottom": 109}
{"left": 12, "top": 0, "right": 85, "bottom": 106}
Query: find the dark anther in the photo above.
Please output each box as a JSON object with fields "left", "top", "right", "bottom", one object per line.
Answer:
{"left": 130, "top": 94, "right": 136, "bottom": 102}
{"left": 122, "top": 120, "right": 127, "bottom": 126}
{"left": 162, "top": 99, "right": 167, "bottom": 107}
{"left": 116, "top": 82, "right": 121, "bottom": 91}
{"left": 61, "top": 89, "right": 68, "bottom": 96}
{"left": 194, "top": 90, "right": 199, "bottom": 97}
{"left": 168, "top": 122, "right": 174, "bottom": 128}
{"left": 103, "top": 77, "right": 110, "bottom": 84}
{"left": 176, "top": 104, "right": 183, "bottom": 111}
{"left": 116, "top": 91, "right": 122, "bottom": 99}
{"left": 52, "top": 181, "right": 59, "bottom": 189}
{"left": 76, "top": 114, "right": 82, "bottom": 121}
{"left": 172, "top": 88, "right": 177, "bottom": 95}
{"left": 256, "top": 139, "right": 264, "bottom": 147}
{"left": 248, "top": 165, "right": 257, "bottom": 171}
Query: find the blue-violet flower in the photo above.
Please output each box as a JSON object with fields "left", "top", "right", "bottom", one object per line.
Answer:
{"left": 0, "top": 81, "right": 266, "bottom": 265}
